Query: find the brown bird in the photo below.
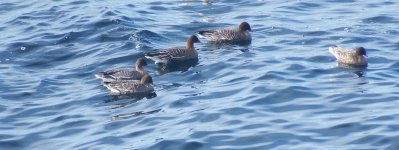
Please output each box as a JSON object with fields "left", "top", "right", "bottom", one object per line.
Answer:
{"left": 103, "top": 75, "right": 154, "bottom": 95}
{"left": 145, "top": 35, "right": 200, "bottom": 67}
{"left": 95, "top": 58, "right": 148, "bottom": 82}
{"left": 196, "top": 22, "right": 252, "bottom": 43}
{"left": 329, "top": 45, "right": 368, "bottom": 67}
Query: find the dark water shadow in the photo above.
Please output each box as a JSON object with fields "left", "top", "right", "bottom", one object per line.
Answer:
{"left": 337, "top": 62, "right": 368, "bottom": 69}
{"left": 111, "top": 109, "right": 161, "bottom": 121}
{"left": 202, "top": 41, "right": 252, "bottom": 52}
{"left": 336, "top": 63, "right": 368, "bottom": 78}
{"left": 103, "top": 91, "right": 157, "bottom": 103}
{"left": 155, "top": 58, "right": 199, "bottom": 75}
{"left": 102, "top": 92, "right": 157, "bottom": 111}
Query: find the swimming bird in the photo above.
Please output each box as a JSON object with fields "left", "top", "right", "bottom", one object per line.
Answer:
{"left": 95, "top": 58, "right": 148, "bottom": 82}
{"left": 196, "top": 22, "right": 252, "bottom": 43}
{"left": 103, "top": 75, "right": 154, "bottom": 95}
{"left": 329, "top": 45, "right": 368, "bottom": 67}
{"left": 145, "top": 35, "right": 200, "bottom": 67}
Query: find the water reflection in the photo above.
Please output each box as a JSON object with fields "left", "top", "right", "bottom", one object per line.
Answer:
{"left": 201, "top": 42, "right": 251, "bottom": 52}
{"left": 156, "top": 58, "right": 199, "bottom": 74}
{"left": 337, "top": 62, "right": 367, "bottom": 70}
{"left": 331, "top": 64, "right": 369, "bottom": 93}
{"left": 112, "top": 109, "right": 162, "bottom": 121}
{"left": 103, "top": 91, "right": 157, "bottom": 104}
{"left": 352, "top": 70, "right": 365, "bottom": 78}
{"left": 336, "top": 62, "right": 367, "bottom": 78}
{"left": 180, "top": 0, "right": 213, "bottom": 6}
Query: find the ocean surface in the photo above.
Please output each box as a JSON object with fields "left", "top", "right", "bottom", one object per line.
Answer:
{"left": 1, "top": 0, "right": 399, "bottom": 149}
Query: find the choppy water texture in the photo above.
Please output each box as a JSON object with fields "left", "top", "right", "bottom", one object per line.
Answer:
{"left": 1, "top": 0, "right": 399, "bottom": 149}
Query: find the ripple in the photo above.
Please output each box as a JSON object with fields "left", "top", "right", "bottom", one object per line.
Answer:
{"left": 1, "top": 0, "right": 399, "bottom": 149}
{"left": 362, "top": 15, "right": 399, "bottom": 24}
{"left": 94, "top": 18, "right": 120, "bottom": 28}
{"left": 130, "top": 30, "right": 166, "bottom": 45}
{"left": 148, "top": 140, "right": 207, "bottom": 150}
{"left": 247, "top": 86, "right": 320, "bottom": 106}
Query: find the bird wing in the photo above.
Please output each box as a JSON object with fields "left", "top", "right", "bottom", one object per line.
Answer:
{"left": 96, "top": 68, "right": 143, "bottom": 81}
{"left": 146, "top": 47, "right": 194, "bottom": 62}
{"left": 198, "top": 29, "right": 242, "bottom": 41}
{"left": 104, "top": 80, "right": 142, "bottom": 95}
{"left": 329, "top": 46, "right": 358, "bottom": 64}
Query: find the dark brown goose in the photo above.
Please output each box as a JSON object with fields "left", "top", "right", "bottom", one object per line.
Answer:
{"left": 329, "top": 45, "right": 368, "bottom": 67}
{"left": 196, "top": 22, "right": 252, "bottom": 43}
{"left": 95, "top": 58, "right": 148, "bottom": 82}
{"left": 145, "top": 35, "right": 200, "bottom": 66}
{"left": 103, "top": 75, "right": 154, "bottom": 95}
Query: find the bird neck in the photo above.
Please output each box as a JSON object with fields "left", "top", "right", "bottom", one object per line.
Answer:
{"left": 141, "top": 77, "right": 151, "bottom": 84}
{"left": 238, "top": 27, "right": 246, "bottom": 32}
{"left": 141, "top": 79, "right": 146, "bottom": 84}
{"left": 135, "top": 64, "right": 144, "bottom": 73}
{"left": 186, "top": 39, "right": 195, "bottom": 51}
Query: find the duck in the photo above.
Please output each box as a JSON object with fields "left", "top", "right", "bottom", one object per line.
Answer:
{"left": 103, "top": 75, "right": 154, "bottom": 95}
{"left": 196, "top": 22, "right": 252, "bottom": 43}
{"left": 329, "top": 45, "right": 368, "bottom": 67}
{"left": 95, "top": 58, "right": 148, "bottom": 82}
{"left": 145, "top": 35, "right": 200, "bottom": 66}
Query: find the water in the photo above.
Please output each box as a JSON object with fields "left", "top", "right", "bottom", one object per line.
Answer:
{"left": 1, "top": 0, "right": 399, "bottom": 149}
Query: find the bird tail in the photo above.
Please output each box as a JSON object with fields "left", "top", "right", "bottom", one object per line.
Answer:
{"left": 145, "top": 51, "right": 168, "bottom": 64}
{"left": 145, "top": 51, "right": 167, "bottom": 57}
{"left": 328, "top": 45, "right": 339, "bottom": 58}
{"left": 95, "top": 72, "right": 106, "bottom": 78}
{"left": 196, "top": 30, "right": 216, "bottom": 36}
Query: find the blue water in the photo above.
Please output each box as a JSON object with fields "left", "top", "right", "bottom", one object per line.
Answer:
{"left": 1, "top": 0, "right": 399, "bottom": 149}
